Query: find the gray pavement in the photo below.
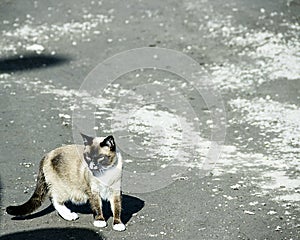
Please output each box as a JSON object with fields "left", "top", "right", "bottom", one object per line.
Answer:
{"left": 0, "top": 0, "right": 299, "bottom": 239}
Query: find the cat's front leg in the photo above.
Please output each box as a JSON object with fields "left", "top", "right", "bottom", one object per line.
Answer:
{"left": 110, "top": 194, "right": 126, "bottom": 231}
{"left": 88, "top": 191, "right": 107, "bottom": 228}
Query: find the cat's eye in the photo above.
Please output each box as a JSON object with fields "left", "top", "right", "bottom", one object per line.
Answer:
{"left": 84, "top": 153, "right": 92, "bottom": 161}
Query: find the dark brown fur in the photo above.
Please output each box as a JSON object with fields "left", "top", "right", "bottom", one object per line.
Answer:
{"left": 113, "top": 195, "right": 122, "bottom": 225}
{"left": 51, "top": 153, "right": 64, "bottom": 177}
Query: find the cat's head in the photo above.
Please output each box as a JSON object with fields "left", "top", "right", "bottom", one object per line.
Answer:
{"left": 80, "top": 133, "right": 117, "bottom": 167}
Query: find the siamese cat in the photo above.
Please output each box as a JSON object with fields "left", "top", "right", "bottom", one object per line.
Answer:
{"left": 6, "top": 134, "right": 126, "bottom": 231}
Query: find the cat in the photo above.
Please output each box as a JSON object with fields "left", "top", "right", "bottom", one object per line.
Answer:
{"left": 6, "top": 133, "right": 126, "bottom": 231}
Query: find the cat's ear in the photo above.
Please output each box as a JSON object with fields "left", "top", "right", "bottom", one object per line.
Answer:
{"left": 80, "top": 133, "right": 94, "bottom": 146}
{"left": 100, "top": 135, "right": 116, "bottom": 151}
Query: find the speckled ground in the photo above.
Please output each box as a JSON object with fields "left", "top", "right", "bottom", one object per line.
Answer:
{"left": 0, "top": 0, "right": 299, "bottom": 239}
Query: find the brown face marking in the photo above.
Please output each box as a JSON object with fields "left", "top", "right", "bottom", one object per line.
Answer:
{"left": 82, "top": 135, "right": 118, "bottom": 177}
{"left": 86, "top": 143, "right": 116, "bottom": 166}
{"left": 98, "top": 151, "right": 116, "bottom": 166}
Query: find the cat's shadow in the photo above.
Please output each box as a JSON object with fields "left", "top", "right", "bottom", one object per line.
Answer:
{"left": 67, "top": 194, "right": 144, "bottom": 224}
{"left": 12, "top": 194, "right": 144, "bottom": 224}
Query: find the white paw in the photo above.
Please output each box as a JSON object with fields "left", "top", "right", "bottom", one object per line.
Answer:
{"left": 113, "top": 223, "right": 126, "bottom": 231}
{"left": 61, "top": 212, "right": 79, "bottom": 221}
{"left": 93, "top": 220, "right": 107, "bottom": 228}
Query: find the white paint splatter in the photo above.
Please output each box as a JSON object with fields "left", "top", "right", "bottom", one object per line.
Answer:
{"left": 0, "top": 13, "right": 113, "bottom": 54}
{"left": 26, "top": 44, "right": 45, "bottom": 54}
{"left": 229, "top": 31, "right": 300, "bottom": 80}
{"left": 244, "top": 210, "right": 255, "bottom": 215}
{"left": 229, "top": 97, "right": 300, "bottom": 158}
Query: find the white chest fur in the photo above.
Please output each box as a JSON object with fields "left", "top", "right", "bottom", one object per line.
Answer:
{"left": 89, "top": 151, "right": 123, "bottom": 200}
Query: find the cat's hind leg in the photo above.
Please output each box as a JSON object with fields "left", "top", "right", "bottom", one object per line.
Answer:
{"left": 52, "top": 198, "right": 79, "bottom": 221}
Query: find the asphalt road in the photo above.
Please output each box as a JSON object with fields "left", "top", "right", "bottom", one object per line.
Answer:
{"left": 0, "top": 0, "right": 299, "bottom": 239}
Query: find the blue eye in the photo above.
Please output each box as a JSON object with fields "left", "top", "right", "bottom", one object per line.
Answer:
{"left": 84, "top": 153, "right": 92, "bottom": 161}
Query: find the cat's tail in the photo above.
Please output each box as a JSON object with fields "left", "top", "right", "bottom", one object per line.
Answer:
{"left": 6, "top": 156, "right": 49, "bottom": 216}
